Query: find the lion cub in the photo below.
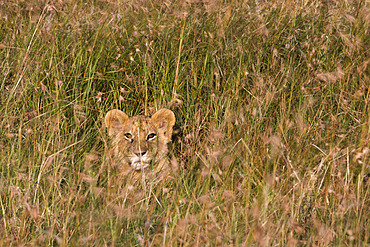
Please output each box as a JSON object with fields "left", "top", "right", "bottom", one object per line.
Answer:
{"left": 104, "top": 108, "right": 175, "bottom": 176}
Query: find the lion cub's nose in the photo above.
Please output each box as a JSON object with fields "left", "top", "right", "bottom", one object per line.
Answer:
{"left": 135, "top": 151, "right": 147, "bottom": 157}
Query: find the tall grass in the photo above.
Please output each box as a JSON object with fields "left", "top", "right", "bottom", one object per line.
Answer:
{"left": 0, "top": 0, "right": 368, "bottom": 245}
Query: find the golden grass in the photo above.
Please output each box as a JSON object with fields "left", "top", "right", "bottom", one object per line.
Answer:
{"left": 0, "top": 0, "right": 369, "bottom": 245}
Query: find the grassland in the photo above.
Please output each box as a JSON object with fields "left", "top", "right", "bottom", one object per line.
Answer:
{"left": 0, "top": 0, "right": 369, "bottom": 245}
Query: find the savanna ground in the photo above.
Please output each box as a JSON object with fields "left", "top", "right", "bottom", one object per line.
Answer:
{"left": 0, "top": 0, "right": 369, "bottom": 246}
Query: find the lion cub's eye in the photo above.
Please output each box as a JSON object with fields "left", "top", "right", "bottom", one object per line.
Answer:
{"left": 124, "top": 133, "right": 133, "bottom": 142}
{"left": 146, "top": 133, "right": 156, "bottom": 141}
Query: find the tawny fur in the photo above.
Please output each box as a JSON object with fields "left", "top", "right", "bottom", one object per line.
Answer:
{"left": 104, "top": 108, "right": 175, "bottom": 179}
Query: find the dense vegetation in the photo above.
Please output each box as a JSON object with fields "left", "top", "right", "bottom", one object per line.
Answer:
{"left": 0, "top": 0, "right": 368, "bottom": 245}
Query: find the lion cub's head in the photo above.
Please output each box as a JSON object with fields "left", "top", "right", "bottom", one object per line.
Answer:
{"left": 104, "top": 109, "right": 175, "bottom": 172}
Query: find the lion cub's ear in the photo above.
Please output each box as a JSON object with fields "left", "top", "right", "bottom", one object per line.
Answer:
{"left": 151, "top": 109, "right": 176, "bottom": 138}
{"left": 104, "top": 109, "right": 129, "bottom": 137}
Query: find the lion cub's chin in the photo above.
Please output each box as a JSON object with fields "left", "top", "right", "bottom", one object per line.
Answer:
{"left": 129, "top": 155, "right": 150, "bottom": 170}
{"left": 130, "top": 161, "right": 150, "bottom": 170}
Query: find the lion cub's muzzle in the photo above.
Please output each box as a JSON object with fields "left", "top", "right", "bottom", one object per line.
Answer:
{"left": 129, "top": 149, "right": 151, "bottom": 170}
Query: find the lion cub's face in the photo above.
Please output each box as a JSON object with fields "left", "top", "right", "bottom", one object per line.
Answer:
{"left": 105, "top": 109, "right": 175, "bottom": 171}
